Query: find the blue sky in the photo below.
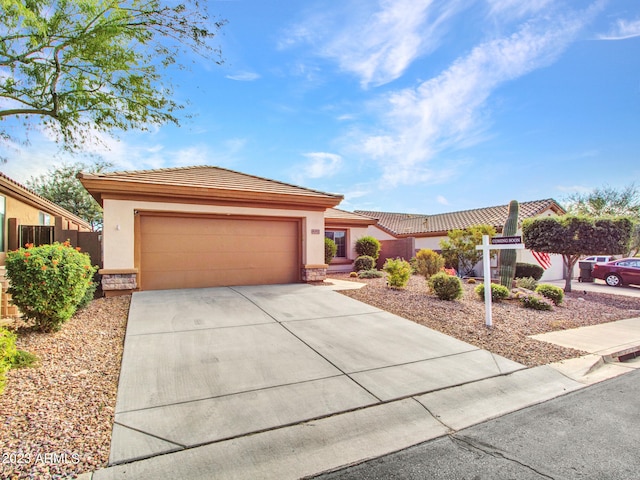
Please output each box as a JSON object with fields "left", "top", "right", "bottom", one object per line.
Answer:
{"left": 1, "top": 0, "right": 639, "bottom": 214}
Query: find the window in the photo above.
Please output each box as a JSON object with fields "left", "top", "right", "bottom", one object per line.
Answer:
{"left": 39, "top": 212, "right": 51, "bottom": 225}
{"left": 325, "top": 230, "right": 346, "bottom": 258}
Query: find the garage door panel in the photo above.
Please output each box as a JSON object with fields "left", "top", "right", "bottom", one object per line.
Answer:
{"left": 139, "top": 215, "right": 300, "bottom": 289}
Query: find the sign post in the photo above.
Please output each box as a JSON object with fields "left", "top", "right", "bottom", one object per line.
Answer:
{"left": 476, "top": 235, "right": 525, "bottom": 327}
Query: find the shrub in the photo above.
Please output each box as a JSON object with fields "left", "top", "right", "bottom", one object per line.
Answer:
{"left": 428, "top": 272, "right": 463, "bottom": 301}
{"left": 515, "top": 262, "right": 544, "bottom": 281}
{"left": 77, "top": 281, "right": 98, "bottom": 310}
{"left": 0, "top": 327, "right": 17, "bottom": 394}
{"left": 466, "top": 278, "right": 477, "bottom": 284}
{"left": 11, "top": 349, "right": 39, "bottom": 369}
{"left": 515, "top": 276, "right": 538, "bottom": 291}
{"left": 324, "top": 237, "right": 337, "bottom": 265}
{"left": 520, "top": 294, "right": 553, "bottom": 311}
{"left": 358, "top": 269, "right": 384, "bottom": 279}
{"left": 355, "top": 236, "right": 381, "bottom": 260}
{"left": 383, "top": 258, "right": 412, "bottom": 289}
{"left": 5, "top": 242, "right": 98, "bottom": 332}
{"left": 354, "top": 255, "right": 375, "bottom": 272}
{"left": 474, "top": 283, "right": 510, "bottom": 302}
{"left": 414, "top": 249, "right": 445, "bottom": 279}
{"left": 536, "top": 284, "right": 564, "bottom": 306}
{"left": 349, "top": 271, "right": 358, "bottom": 278}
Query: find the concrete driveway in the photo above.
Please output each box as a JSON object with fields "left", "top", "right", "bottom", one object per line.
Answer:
{"left": 95, "top": 283, "right": 598, "bottom": 480}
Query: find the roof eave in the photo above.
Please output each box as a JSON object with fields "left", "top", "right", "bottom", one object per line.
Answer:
{"left": 79, "top": 176, "right": 343, "bottom": 210}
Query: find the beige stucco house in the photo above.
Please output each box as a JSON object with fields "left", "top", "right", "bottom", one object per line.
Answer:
{"left": 324, "top": 208, "right": 378, "bottom": 273}
{"left": 79, "top": 166, "right": 343, "bottom": 295}
{"left": 356, "top": 199, "right": 567, "bottom": 281}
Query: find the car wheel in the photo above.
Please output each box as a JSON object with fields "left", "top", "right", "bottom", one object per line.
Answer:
{"left": 605, "top": 274, "right": 622, "bottom": 287}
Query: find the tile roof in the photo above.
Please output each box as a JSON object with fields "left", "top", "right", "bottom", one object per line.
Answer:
{"left": 356, "top": 199, "right": 565, "bottom": 236}
{"left": 325, "top": 208, "right": 377, "bottom": 226}
{"left": 79, "top": 165, "right": 343, "bottom": 208}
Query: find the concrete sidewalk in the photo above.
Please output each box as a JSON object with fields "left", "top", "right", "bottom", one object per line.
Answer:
{"left": 88, "top": 284, "right": 640, "bottom": 480}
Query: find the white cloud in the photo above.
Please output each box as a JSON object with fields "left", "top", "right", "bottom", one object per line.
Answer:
{"left": 355, "top": 5, "right": 601, "bottom": 187}
{"left": 486, "top": 0, "right": 553, "bottom": 20}
{"left": 598, "top": 17, "right": 640, "bottom": 40}
{"left": 292, "top": 152, "right": 342, "bottom": 183}
{"left": 225, "top": 71, "right": 261, "bottom": 81}
{"left": 436, "top": 195, "right": 450, "bottom": 205}
{"left": 282, "top": 0, "right": 465, "bottom": 88}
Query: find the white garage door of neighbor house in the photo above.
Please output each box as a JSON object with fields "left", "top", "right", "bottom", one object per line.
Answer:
{"left": 139, "top": 214, "right": 301, "bottom": 290}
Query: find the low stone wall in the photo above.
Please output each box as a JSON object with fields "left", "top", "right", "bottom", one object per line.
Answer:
{"left": 301, "top": 265, "right": 327, "bottom": 283}
{"left": 100, "top": 270, "right": 137, "bottom": 296}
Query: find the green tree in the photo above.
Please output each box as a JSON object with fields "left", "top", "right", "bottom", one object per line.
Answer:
{"left": 26, "top": 160, "right": 111, "bottom": 230}
{"left": 0, "top": 0, "right": 225, "bottom": 154}
{"left": 564, "top": 184, "right": 640, "bottom": 256}
{"left": 522, "top": 215, "right": 633, "bottom": 292}
{"left": 439, "top": 225, "right": 497, "bottom": 276}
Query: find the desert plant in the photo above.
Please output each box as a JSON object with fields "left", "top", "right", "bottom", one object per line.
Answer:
{"left": 428, "top": 272, "right": 463, "bottom": 300}
{"left": 515, "top": 276, "right": 538, "bottom": 291}
{"left": 520, "top": 294, "right": 553, "bottom": 311}
{"left": 324, "top": 237, "right": 337, "bottom": 265}
{"left": 355, "top": 236, "right": 381, "bottom": 260}
{"left": 474, "top": 283, "right": 510, "bottom": 302}
{"left": 0, "top": 327, "right": 17, "bottom": 394}
{"left": 10, "top": 349, "right": 40, "bottom": 369}
{"left": 358, "top": 269, "right": 384, "bottom": 279}
{"left": 515, "top": 262, "right": 544, "bottom": 281}
{"left": 466, "top": 278, "right": 477, "bottom": 284}
{"left": 499, "top": 200, "right": 519, "bottom": 288}
{"left": 535, "top": 284, "right": 564, "bottom": 306}
{"left": 5, "top": 242, "right": 98, "bottom": 332}
{"left": 354, "top": 255, "right": 375, "bottom": 272}
{"left": 414, "top": 249, "right": 445, "bottom": 279}
{"left": 383, "top": 258, "right": 412, "bottom": 288}
{"left": 349, "top": 271, "right": 358, "bottom": 278}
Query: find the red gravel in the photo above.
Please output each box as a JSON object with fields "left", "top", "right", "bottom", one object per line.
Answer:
{"left": 330, "top": 274, "right": 640, "bottom": 367}
{"left": 0, "top": 295, "right": 130, "bottom": 479}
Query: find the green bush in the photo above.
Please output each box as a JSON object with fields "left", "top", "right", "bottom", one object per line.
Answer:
{"left": 11, "top": 349, "right": 39, "bottom": 369}
{"left": 324, "top": 237, "right": 337, "bottom": 265}
{"left": 515, "top": 262, "right": 544, "bottom": 281}
{"left": 474, "top": 283, "right": 510, "bottom": 302}
{"left": 414, "top": 249, "right": 445, "bottom": 279}
{"left": 535, "top": 284, "right": 564, "bottom": 306}
{"left": 428, "top": 272, "right": 463, "bottom": 300}
{"left": 354, "top": 255, "right": 375, "bottom": 272}
{"left": 520, "top": 294, "right": 553, "bottom": 311}
{"left": 355, "top": 236, "right": 381, "bottom": 260}
{"left": 515, "top": 276, "right": 538, "bottom": 291}
{"left": 358, "top": 269, "right": 384, "bottom": 279}
{"left": 383, "top": 258, "right": 412, "bottom": 289}
{"left": 0, "top": 327, "right": 17, "bottom": 394}
{"left": 5, "top": 242, "right": 98, "bottom": 332}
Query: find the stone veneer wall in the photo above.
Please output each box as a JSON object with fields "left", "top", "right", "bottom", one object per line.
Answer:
{"left": 301, "top": 265, "right": 327, "bottom": 283}
{"left": 101, "top": 273, "right": 137, "bottom": 292}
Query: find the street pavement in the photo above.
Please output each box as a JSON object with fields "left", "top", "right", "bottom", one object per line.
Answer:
{"left": 312, "top": 367, "right": 640, "bottom": 480}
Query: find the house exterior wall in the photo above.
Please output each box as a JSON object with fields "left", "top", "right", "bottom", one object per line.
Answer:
{"left": 102, "top": 198, "right": 326, "bottom": 272}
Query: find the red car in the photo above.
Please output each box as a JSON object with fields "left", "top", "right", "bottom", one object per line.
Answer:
{"left": 592, "top": 258, "right": 640, "bottom": 287}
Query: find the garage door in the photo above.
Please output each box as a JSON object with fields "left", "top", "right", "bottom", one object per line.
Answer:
{"left": 138, "top": 214, "right": 300, "bottom": 290}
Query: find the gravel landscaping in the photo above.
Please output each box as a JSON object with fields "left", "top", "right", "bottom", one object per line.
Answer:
{"left": 0, "top": 295, "right": 130, "bottom": 479}
{"left": 329, "top": 273, "right": 640, "bottom": 367}
{"left": 1, "top": 276, "right": 639, "bottom": 479}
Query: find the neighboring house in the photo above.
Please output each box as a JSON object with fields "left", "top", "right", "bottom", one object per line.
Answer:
{"left": 356, "top": 199, "right": 567, "bottom": 281}
{"left": 78, "top": 166, "right": 343, "bottom": 295}
{"left": 0, "top": 172, "right": 93, "bottom": 317}
{"left": 324, "top": 208, "right": 378, "bottom": 273}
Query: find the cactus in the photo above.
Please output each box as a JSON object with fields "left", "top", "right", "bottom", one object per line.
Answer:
{"left": 499, "top": 200, "right": 519, "bottom": 288}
